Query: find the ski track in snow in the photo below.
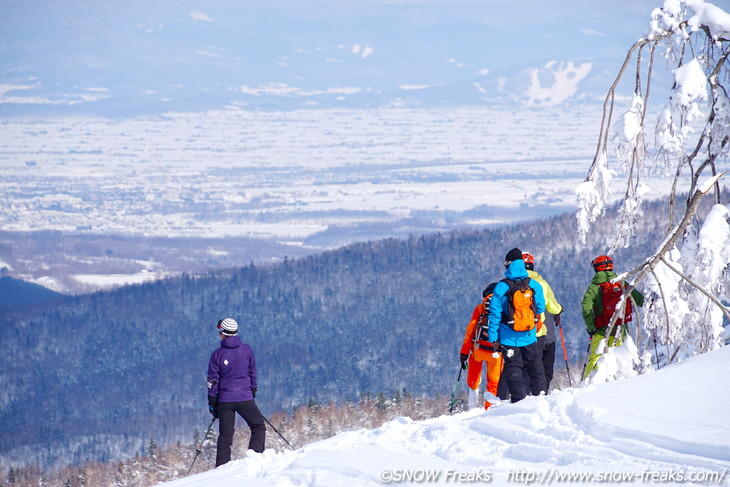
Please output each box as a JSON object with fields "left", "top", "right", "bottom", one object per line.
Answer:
{"left": 160, "top": 346, "right": 730, "bottom": 487}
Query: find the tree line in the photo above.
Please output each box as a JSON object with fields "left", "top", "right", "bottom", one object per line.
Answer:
{"left": 0, "top": 198, "right": 669, "bottom": 473}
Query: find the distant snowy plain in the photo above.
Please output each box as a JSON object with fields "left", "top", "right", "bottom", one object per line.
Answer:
{"left": 0, "top": 105, "right": 677, "bottom": 244}
{"left": 159, "top": 342, "right": 730, "bottom": 487}
{"left": 1, "top": 103, "right": 684, "bottom": 292}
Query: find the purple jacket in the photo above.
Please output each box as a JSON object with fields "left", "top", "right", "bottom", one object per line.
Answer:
{"left": 207, "top": 336, "right": 257, "bottom": 402}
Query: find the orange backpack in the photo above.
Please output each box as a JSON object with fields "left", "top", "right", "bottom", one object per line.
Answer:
{"left": 501, "top": 278, "right": 538, "bottom": 332}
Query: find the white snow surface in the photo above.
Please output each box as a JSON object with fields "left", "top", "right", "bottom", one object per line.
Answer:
{"left": 686, "top": 0, "right": 730, "bottom": 40}
{"left": 648, "top": 0, "right": 730, "bottom": 39}
{"left": 160, "top": 346, "right": 730, "bottom": 487}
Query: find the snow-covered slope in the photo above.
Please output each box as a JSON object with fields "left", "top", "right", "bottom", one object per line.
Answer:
{"left": 161, "top": 345, "right": 730, "bottom": 486}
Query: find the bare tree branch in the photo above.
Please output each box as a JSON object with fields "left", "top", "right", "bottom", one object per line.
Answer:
{"left": 582, "top": 5, "right": 730, "bottom": 380}
{"left": 650, "top": 268, "right": 674, "bottom": 362}
{"left": 659, "top": 255, "right": 730, "bottom": 323}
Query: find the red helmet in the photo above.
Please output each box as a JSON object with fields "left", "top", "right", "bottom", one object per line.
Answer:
{"left": 592, "top": 255, "right": 613, "bottom": 272}
{"left": 522, "top": 252, "right": 535, "bottom": 270}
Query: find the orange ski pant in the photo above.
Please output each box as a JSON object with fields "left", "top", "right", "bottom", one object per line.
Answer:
{"left": 466, "top": 348, "right": 503, "bottom": 396}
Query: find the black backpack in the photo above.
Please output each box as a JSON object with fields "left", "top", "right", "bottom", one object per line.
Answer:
{"left": 475, "top": 283, "right": 497, "bottom": 349}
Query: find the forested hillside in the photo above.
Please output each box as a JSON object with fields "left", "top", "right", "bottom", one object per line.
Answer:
{"left": 0, "top": 276, "right": 64, "bottom": 308}
{"left": 0, "top": 198, "right": 670, "bottom": 469}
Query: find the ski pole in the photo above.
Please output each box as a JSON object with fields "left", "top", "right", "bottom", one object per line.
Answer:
{"left": 556, "top": 314, "right": 572, "bottom": 387}
{"left": 187, "top": 417, "right": 217, "bottom": 476}
{"left": 262, "top": 414, "right": 296, "bottom": 450}
{"left": 448, "top": 362, "right": 465, "bottom": 413}
{"left": 580, "top": 337, "right": 592, "bottom": 382}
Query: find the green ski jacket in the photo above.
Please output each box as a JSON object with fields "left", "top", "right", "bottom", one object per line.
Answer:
{"left": 581, "top": 270, "right": 645, "bottom": 335}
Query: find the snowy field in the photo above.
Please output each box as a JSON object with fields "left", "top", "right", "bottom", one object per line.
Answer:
{"left": 160, "top": 344, "right": 730, "bottom": 487}
{"left": 0, "top": 104, "right": 684, "bottom": 294}
{"left": 0, "top": 106, "right": 675, "bottom": 244}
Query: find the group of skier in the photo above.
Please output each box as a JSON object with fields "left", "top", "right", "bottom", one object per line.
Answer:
{"left": 459, "top": 247, "right": 643, "bottom": 409}
{"left": 201, "top": 247, "right": 644, "bottom": 467}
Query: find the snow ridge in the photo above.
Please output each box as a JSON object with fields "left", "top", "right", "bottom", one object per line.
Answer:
{"left": 161, "top": 346, "right": 730, "bottom": 487}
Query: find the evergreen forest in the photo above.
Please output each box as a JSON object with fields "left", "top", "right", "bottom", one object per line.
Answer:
{"left": 0, "top": 199, "right": 669, "bottom": 469}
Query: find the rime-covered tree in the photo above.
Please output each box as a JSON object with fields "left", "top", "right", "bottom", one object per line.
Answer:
{"left": 577, "top": 0, "right": 730, "bottom": 378}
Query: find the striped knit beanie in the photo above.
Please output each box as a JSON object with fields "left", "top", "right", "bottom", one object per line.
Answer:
{"left": 217, "top": 317, "right": 238, "bottom": 336}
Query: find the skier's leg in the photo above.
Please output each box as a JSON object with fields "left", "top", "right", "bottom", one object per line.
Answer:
{"left": 496, "top": 353, "right": 510, "bottom": 401}
{"left": 502, "top": 346, "right": 527, "bottom": 403}
{"left": 238, "top": 400, "right": 266, "bottom": 453}
{"left": 524, "top": 342, "right": 546, "bottom": 396}
{"left": 465, "top": 354, "right": 482, "bottom": 391}
{"left": 542, "top": 341, "right": 556, "bottom": 392}
{"left": 466, "top": 354, "right": 482, "bottom": 409}
{"left": 583, "top": 336, "right": 604, "bottom": 380}
{"left": 216, "top": 403, "right": 236, "bottom": 466}
{"left": 483, "top": 351, "right": 503, "bottom": 409}
{"left": 484, "top": 352, "right": 501, "bottom": 397}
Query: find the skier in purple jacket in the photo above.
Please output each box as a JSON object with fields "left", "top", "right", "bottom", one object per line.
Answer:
{"left": 207, "top": 317, "right": 266, "bottom": 466}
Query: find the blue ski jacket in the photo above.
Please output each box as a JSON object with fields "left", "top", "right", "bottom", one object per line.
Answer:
{"left": 488, "top": 259, "right": 546, "bottom": 347}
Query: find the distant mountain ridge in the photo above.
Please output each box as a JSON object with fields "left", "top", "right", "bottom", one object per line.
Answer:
{"left": 0, "top": 198, "right": 669, "bottom": 470}
{"left": 0, "top": 0, "right": 662, "bottom": 116}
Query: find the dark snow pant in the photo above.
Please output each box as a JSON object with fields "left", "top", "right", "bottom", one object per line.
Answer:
{"left": 216, "top": 400, "right": 266, "bottom": 467}
{"left": 522, "top": 336, "right": 546, "bottom": 394}
{"left": 503, "top": 341, "right": 545, "bottom": 403}
{"left": 542, "top": 341, "right": 556, "bottom": 391}
{"left": 496, "top": 370, "right": 510, "bottom": 400}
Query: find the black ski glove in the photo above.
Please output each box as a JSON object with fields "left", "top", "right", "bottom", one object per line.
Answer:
{"left": 252, "top": 388, "right": 257, "bottom": 399}
{"left": 555, "top": 313, "right": 562, "bottom": 327}
{"left": 459, "top": 353, "right": 468, "bottom": 369}
{"left": 207, "top": 396, "right": 218, "bottom": 418}
{"left": 493, "top": 342, "right": 501, "bottom": 353}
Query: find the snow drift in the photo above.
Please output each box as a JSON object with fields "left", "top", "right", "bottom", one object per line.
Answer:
{"left": 160, "top": 345, "right": 730, "bottom": 487}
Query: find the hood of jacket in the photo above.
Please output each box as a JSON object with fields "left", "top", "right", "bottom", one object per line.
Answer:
{"left": 504, "top": 259, "right": 529, "bottom": 281}
{"left": 221, "top": 336, "right": 242, "bottom": 349}
{"left": 591, "top": 270, "right": 617, "bottom": 285}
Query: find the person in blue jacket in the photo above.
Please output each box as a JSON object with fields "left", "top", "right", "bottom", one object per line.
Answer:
{"left": 488, "top": 248, "right": 546, "bottom": 402}
{"left": 207, "top": 317, "right": 266, "bottom": 466}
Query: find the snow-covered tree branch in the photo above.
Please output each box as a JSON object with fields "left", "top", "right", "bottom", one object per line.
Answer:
{"left": 578, "top": 0, "right": 730, "bottom": 376}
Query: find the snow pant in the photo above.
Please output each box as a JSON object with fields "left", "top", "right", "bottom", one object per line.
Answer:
{"left": 501, "top": 341, "right": 545, "bottom": 403}
{"left": 583, "top": 332, "right": 623, "bottom": 380}
{"left": 522, "top": 335, "right": 545, "bottom": 394}
{"left": 216, "top": 400, "right": 266, "bottom": 467}
{"left": 542, "top": 340, "right": 556, "bottom": 391}
{"left": 497, "top": 369, "right": 510, "bottom": 400}
{"left": 466, "top": 347, "right": 503, "bottom": 409}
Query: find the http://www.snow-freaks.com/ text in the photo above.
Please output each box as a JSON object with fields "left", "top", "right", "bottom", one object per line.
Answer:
{"left": 378, "top": 468, "right": 728, "bottom": 484}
